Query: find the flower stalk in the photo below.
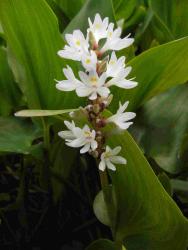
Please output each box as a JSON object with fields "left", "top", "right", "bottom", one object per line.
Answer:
{"left": 55, "top": 13, "right": 138, "bottom": 245}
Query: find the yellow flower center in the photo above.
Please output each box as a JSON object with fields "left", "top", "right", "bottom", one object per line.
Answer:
{"left": 104, "top": 151, "right": 111, "bottom": 158}
{"left": 95, "top": 23, "right": 101, "bottom": 29}
{"left": 89, "top": 76, "right": 98, "bottom": 86}
{"left": 75, "top": 40, "right": 81, "bottom": 46}
{"left": 84, "top": 131, "right": 92, "bottom": 139}
{"left": 108, "top": 32, "right": 112, "bottom": 38}
{"left": 109, "top": 60, "right": 115, "bottom": 65}
{"left": 85, "top": 58, "right": 91, "bottom": 64}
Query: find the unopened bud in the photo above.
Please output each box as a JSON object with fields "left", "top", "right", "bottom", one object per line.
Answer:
{"left": 89, "top": 31, "right": 98, "bottom": 50}
{"left": 93, "top": 104, "right": 100, "bottom": 114}
{"left": 97, "top": 56, "right": 109, "bottom": 74}
{"left": 106, "top": 94, "right": 113, "bottom": 106}
{"left": 85, "top": 104, "right": 93, "bottom": 112}
{"left": 89, "top": 150, "right": 99, "bottom": 158}
{"left": 96, "top": 118, "right": 106, "bottom": 128}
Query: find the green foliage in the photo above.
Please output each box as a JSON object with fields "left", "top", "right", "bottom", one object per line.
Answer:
{"left": 15, "top": 108, "right": 77, "bottom": 117}
{"left": 138, "top": 84, "right": 188, "bottom": 174}
{"left": 0, "top": 117, "right": 41, "bottom": 154}
{"left": 86, "top": 239, "right": 115, "bottom": 250}
{"left": 64, "top": 0, "right": 115, "bottom": 34}
{"left": 0, "top": 47, "right": 21, "bottom": 115}
{"left": 55, "top": 0, "right": 86, "bottom": 19}
{"left": 107, "top": 131, "right": 188, "bottom": 249}
{"left": 112, "top": 37, "right": 188, "bottom": 111}
{"left": 150, "top": 0, "right": 188, "bottom": 41}
{"left": 113, "top": 0, "right": 137, "bottom": 22}
{"left": 0, "top": 0, "right": 80, "bottom": 110}
{"left": 0, "top": 0, "right": 187, "bottom": 249}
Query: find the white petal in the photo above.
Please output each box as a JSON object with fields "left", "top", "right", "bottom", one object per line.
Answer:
{"left": 106, "top": 160, "right": 116, "bottom": 171}
{"left": 91, "top": 140, "right": 98, "bottom": 150}
{"left": 97, "top": 87, "right": 110, "bottom": 98}
{"left": 56, "top": 80, "right": 76, "bottom": 91}
{"left": 78, "top": 71, "right": 89, "bottom": 84}
{"left": 58, "top": 131, "right": 74, "bottom": 140}
{"left": 111, "top": 156, "right": 127, "bottom": 165}
{"left": 120, "top": 112, "right": 136, "bottom": 121}
{"left": 99, "top": 160, "right": 106, "bottom": 171}
{"left": 64, "top": 120, "right": 75, "bottom": 130}
{"left": 117, "top": 121, "right": 133, "bottom": 130}
{"left": 76, "top": 86, "right": 92, "bottom": 97}
{"left": 89, "top": 92, "right": 98, "bottom": 100}
{"left": 80, "top": 143, "right": 90, "bottom": 154}
{"left": 117, "top": 101, "right": 129, "bottom": 113}
{"left": 66, "top": 137, "right": 85, "bottom": 148}
{"left": 117, "top": 79, "right": 138, "bottom": 89}
{"left": 112, "top": 146, "right": 121, "bottom": 155}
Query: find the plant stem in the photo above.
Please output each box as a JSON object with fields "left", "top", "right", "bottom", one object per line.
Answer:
{"left": 42, "top": 118, "right": 50, "bottom": 151}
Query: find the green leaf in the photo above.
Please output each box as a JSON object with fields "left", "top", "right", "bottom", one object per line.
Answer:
{"left": 50, "top": 140, "right": 77, "bottom": 203}
{"left": 64, "top": 0, "right": 115, "bottom": 35}
{"left": 106, "top": 131, "right": 188, "bottom": 249}
{"left": 150, "top": 0, "right": 188, "bottom": 42}
{"left": 0, "top": 117, "right": 41, "bottom": 154}
{"left": 113, "top": 0, "right": 137, "bottom": 22}
{"left": 93, "top": 189, "right": 111, "bottom": 226}
{"left": 171, "top": 179, "right": 188, "bottom": 193}
{"left": 158, "top": 172, "right": 173, "bottom": 196}
{"left": 15, "top": 108, "right": 77, "bottom": 117}
{"left": 111, "top": 37, "right": 188, "bottom": 111}
{"left": 55, "top": 0, "right": 86, "bottom": 19}
{"left": 138, "top": 84, "right": 188, "bottom": 173}
{"left": 0, "top": 0, "right": 80, "bottom": 110}
{"left": 0, "top": 47, "right": 21, "bottom": 115}
{"left": 86, "top": 239, "right": 115, "bottom": 250}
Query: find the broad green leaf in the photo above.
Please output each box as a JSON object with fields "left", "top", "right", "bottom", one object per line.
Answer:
{"left": 93, "top": 189, "right": 110, "bottom": 226}
{"left": 50, "top": 140, "right": 77, "bottom": 203}
{"left": 55, "top": 0, "right": 86, "bottom": 19}
{"left": 45, "top": 0, "right": 69, "bottom": 32}
{"left": 171, "top": 179, "right": 188, "bottom": 193}
{"left": 150, "top": 0, "right": 188, "bottom": 41}
{"left": 106, "top": 131, "right": 188, "bottom": 249}
{"left": 0, "top": 0, "right": 80, "bottom": 110}
{"left": 64, "top": 0, "right": 115, "bottom": 35}
{"left": 111, "top": 37, "right": 188, "bottom": 111}
{"left": 86, "top": 239, "right": 115, "bottom": 250}
{"left": 0, "top": 47, "right": 21, "bottom": 115}
{"left": 138, "top": 84, "right": 188, "bottom": 173}
{"left": 158, "top": 172, "right": 172, "bottom": 196}
{"left": 15, "top": 108, "right": 77, "bottom": 117}
{"left": 113, "top": 0, "right": 137, "bottom": 22}
{"left": 0, "top": 117, "right": 41, "bottom": 154}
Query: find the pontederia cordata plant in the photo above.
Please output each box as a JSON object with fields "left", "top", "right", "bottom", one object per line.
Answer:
{"left": 56, "top": 13, "right": 137, "bottom": 173}
{"left": 3, "top": 0, "right": 188, "bottom": 248}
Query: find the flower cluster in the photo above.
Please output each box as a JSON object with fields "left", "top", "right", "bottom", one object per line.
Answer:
{"left": 56, "top": 13, "right": 137, "bottom": 171}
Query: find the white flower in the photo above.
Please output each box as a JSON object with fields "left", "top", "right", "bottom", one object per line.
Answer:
{"left": 106, "top": 51, "right": 125, "bottom": 78}
{"left": 99, "top": 146, "right": 126, "bottom": 171}
{"left": 106, "top": 65, "right": 138, "bottom": 89}
{"left": 88, "top": 13, "right": 109, "bottom": 43}
{"left": 101, "top": 23, "right": 134, "bottom": 52}
{"left": 58, "top": 121, "right": 98, "bottom": 154}
{"left": 81, "top": 50, "right": 97, "bottom": 71}
{"left": 58, "top": 120, "right": 77, "bottom": 140}
{"left": 58, "top": 30, "right": 89, "bottom": 61}
{"left": 76, "top": 71, "right": 110, "bottom": 100}
{"left": 56, "top": 66, "right": 82, "bottom": 91}
{"left": 107, "top": 101, "right": 136, "bottom": 129}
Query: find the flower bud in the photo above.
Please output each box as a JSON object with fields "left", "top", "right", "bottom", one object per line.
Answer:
{"left": 88, "top": 31, "right": 98, "bottom": 50}
{"left": 96, "top": 118, "right": 106, "bottom": 128}
{"left": 97, "top": 56, "right": 109, "bottom": 75}
{"left": 93, "top": 104, "right": 100, "bottom": 114}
